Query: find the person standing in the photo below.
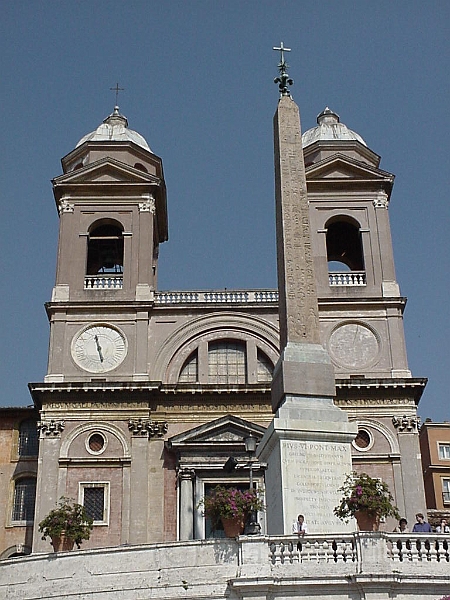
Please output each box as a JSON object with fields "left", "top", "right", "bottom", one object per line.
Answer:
{"left": 436, "top": 518, "right": 450, "bottom": 533}
{"left": 412, "top": 513, "right": 432, "bottom": 533}
{"left": 393, "top": 518, "right": 409, "bottom": 533}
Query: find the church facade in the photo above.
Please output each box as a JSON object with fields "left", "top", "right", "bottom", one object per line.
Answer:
{"left": 0, "top": 91, "right": 427, "bottom": 560}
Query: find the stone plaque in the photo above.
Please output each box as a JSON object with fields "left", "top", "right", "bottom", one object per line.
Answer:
{"left": 281, "top": 439, "right": 353, "bottom": 533}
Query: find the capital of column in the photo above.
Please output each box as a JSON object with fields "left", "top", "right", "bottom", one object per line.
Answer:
{"left": 139, "top": 194, "right": 156, "bottom": 213}
{"left": 178, "top": 468, "right": 196, "bottom": 482}
{"left": 58, "top": 200, "right": 75, "bottom": 214}
{"left": 373, "top": 191, "right": 389, "bottom": 209}
{"left": 37, "top": 419, "right": 65, "bottom": 437}
{"left": 392, "top": 415, "right": 420, "bottom": 432}
{"left": 128, "top": 418, "right": 168, "bottom": 438}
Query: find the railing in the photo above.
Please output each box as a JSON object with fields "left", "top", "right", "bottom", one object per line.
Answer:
{"left": 329, "top": 271, "right": 366, "bottom": 286}
{"left": 263, "top": 533, "right": 450, "bottom": 569}
{"left": 268, "top": 535, "right": 356, "bottom": 565}
{"left": 155, "top": 290, "right": 279, "bottom": 305}
{"left": 84, "top": 275, "right": 123, "bottom": 289}
{"left": 388, "top": 533, "right": 450, "bottom": 562}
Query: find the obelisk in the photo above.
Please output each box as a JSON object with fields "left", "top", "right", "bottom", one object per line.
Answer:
{"left": 257, "top": 45, "right": 356, "bottom": 534}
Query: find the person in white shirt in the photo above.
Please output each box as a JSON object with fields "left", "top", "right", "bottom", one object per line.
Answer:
{"left": 436, "top": 518, "right": 450, "bottom": 533}
{"left": 292, "top": 514, "right": 308, "bottom": 537}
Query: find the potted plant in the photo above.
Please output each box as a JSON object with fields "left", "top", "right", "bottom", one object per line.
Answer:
{"left": 38, "top": 496, "right": 94, "bottom": 551}
{"left": 334, "top": 472, "right": 400, "bottom": 531}
{"left": 198, "top": 486, "right": 264, "bottom": 537}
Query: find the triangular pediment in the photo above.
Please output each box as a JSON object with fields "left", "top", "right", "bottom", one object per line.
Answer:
{"left": 53, "top": 157, "right": 160, "bottom": 185}
{"left": 306, "top": 154, "right": 394, "bottom": 182}
{"left": 168, "top": 415, "right": 266, "bottom": 449}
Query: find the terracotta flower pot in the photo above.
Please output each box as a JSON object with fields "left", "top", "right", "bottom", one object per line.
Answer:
{"left": 51, "top": 533, "right": 75, "bottom": 552}
{"left": 355, "top": 511, "right": 380, "bottom": 532}
{"left": 221, "top": 516, "right": 246, "bottom": 538}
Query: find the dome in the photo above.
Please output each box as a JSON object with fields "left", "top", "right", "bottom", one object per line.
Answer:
{"left": 76, "top": 106, "right": 151, "bottom": 152}
{"left": 302, "top": 107, "right": 366, "bottom": 148}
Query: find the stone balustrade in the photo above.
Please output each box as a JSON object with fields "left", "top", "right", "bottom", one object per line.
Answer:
{"left": 329, "top": 271, "right": 366, "bottom": 286}
{"left": 84, "top": 275, "right": 123, "bottom": 289}
{"left": 1, "top": 533, "right": 450, "bottom": 599}
{"left": 155, "top": 290, "right": 279, "bottom": 304}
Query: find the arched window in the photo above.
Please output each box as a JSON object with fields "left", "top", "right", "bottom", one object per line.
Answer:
{"left": 208, "top": 340, "right": 246, "bottom": 384}
{"left": 179, "top": 351, "right": 198, "bottom": 383}
{"left": 134, "top": 162, "right": 148, "bottom": 173}
{"left": 18, "top": 419, "right": 39, "bottom": 457}
{"left": 257, "top": 349, "right": 274, "bottom": 382}
{"left": 326, "top": 219, "right": 364, "bottom": 272}
{"left": 12, "top": 477, "right": 36, "bottom": 522}
{"left": 86, "top": 221, "right": 124, "bottom": 275}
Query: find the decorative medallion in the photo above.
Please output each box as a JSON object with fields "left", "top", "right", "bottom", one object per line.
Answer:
{"left": 328, "top": 322, "right": 379, "bottom": 369}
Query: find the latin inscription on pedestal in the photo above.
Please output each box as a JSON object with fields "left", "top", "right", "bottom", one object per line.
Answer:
{"left": 281, "top": 439, "right": 353, "bottom": 533}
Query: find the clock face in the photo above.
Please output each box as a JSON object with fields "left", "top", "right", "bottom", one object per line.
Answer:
{"left": 72, "top": 324, "right": 127, "bottom": 373}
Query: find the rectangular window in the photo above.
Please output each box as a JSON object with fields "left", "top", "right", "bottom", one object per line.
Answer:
{"left": 79, "top": 482, "right": 109, "bottom": 525}
{"left": 438, "top": 444, "right": 450, "bottom": 460}
{"left": 443, "top": 479, "right": 450, "bottom": 504}
{"left": 12, "top": 478, "right": 36, "bottom": 522}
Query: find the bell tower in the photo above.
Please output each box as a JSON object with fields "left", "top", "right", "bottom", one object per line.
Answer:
{"left": 303, "top": 107, "right": 409, "bottom": 379}
{"left": 31, "top": 107, "right": 170, "bottom": 552}
{"left": 46, "top": 106, "right": 168, "bottom": 383}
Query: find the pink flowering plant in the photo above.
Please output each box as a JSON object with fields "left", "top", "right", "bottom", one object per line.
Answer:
{"left": 38, "top": 496, "right": 93, "bottom": 548}
{"left": 198, "top": 486, "right": 264, "bottom": 528}
{"left": 334, "top": 472, "right": 399, "bottom": 522}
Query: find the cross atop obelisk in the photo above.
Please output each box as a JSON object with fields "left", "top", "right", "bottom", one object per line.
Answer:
{"left": 273, "top": 43, "right": 294, "bottom": 97}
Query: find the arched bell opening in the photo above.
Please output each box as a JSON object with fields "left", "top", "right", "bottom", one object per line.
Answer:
{"left": 87, "top": 221, "right": 124, "bottom": 274}
{"left": 326, "top": 217, "right": 366, "bottom": 286}
{"left": 85, "top": 220, "right": 124, "bottom": 290}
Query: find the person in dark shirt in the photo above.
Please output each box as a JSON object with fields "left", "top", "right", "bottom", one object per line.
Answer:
{"left": 412, "top": 513, "right": 432, "bottom": 533}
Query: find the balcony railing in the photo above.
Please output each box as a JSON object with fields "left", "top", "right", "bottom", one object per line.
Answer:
{"left": 329, "top": 271, "right": 366, "bottom": 286}
{"left": 155, "top": 290, "right": 279, "bottom": 305}
{"left": 84, "top": 275, "right": 123, "bottom": 290}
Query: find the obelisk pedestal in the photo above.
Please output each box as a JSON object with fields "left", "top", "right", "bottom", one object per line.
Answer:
{"left": 257, "top": 60, "right": 356, "bottom": 534}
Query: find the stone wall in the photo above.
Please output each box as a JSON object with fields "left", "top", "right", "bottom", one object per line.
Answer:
{"left": 2, "top": 533, "right": 449, "bottom": 599}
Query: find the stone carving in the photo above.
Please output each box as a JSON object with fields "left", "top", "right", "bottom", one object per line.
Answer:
{"left": 58, "top": 200, "right": 75, "bottom": 214}
{"left": 392, "top": 415, "right": 420, "bottom": 431}
{"left": 275, "top": 97, "right": 320, "bottom": 347}
{"left": 178, "top": 468, "right": 195, "bottom": 481}
{"left": 37, "top": 419, "right": 65, "bottom": 436}
{"left": 128, "top": 418, "right": 168, "bottom": 438}
{"left": 139, "top": 195, "right": 156, "bottom": 213}
{"left": 148, "top": 421, "right": 169, "bottom": 438}
{"left": 373, "top": 192, "right": 389, "bottom": 209}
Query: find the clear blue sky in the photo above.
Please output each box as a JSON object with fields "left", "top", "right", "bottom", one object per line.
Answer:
{"left": 1, "top": 1, "right": 448, "bottom": 421}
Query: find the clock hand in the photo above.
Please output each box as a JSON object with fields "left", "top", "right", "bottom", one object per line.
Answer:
{"left": 94, "top": 335, "right": 104, "bottom": 362}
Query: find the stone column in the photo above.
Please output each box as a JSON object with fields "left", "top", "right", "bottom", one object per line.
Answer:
{"left": 32, "top": 419, "right": 65, "bottom": 552}
{"left": 257, "top": 94, "right": 356, "bottom": 535}
{"left": 179, "top": 469, "right": 195, "bottom": 540}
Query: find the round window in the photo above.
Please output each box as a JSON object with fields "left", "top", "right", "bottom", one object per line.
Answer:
{"left": 87, "top": 433, "right": 106, "bottom": 454}
{"left": 353, "top": 429, "right": 372, "bottom": 451}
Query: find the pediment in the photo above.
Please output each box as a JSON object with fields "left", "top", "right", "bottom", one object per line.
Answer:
{"left": 306, "top": 154, "right": 394, "bottom": 182}
{"left": 168, "top": 415, "right": 266, "bottom": 449}
{"left": 53, "top": 157, "right": 160, "bottom": 185}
